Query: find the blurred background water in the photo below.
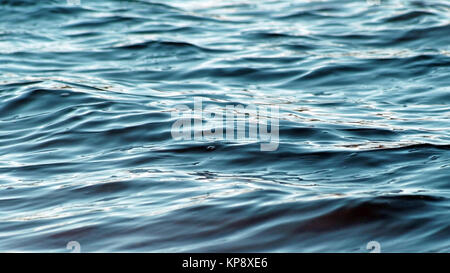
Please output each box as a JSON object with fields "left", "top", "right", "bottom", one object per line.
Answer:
{"left": 0, "top": 0, "right": 449, "bottom": 252}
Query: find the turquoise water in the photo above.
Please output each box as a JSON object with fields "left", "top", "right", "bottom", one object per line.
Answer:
{"left": 0, "top": 0, "right": 449, "bottom": 252}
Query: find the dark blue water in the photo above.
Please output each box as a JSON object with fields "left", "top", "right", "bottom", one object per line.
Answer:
{"left": 0, "top": 0, "right": 449, "bottom": 252}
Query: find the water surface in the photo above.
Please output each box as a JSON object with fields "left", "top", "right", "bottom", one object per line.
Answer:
{"left": 0, "top": 0, "right": 449, "bottom": 252}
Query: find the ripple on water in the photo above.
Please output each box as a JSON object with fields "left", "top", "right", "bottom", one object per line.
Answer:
{"left": 0, "top": 0, "right": 449, "bottom": 252}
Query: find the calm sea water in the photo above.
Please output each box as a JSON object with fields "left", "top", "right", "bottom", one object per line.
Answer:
{"left": 0, "top": 0, "right": 449, "bottom": 252}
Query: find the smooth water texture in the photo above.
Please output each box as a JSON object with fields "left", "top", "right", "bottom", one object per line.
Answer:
{"left": 0, "top": 0, "right": 449, "bottom": 252}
